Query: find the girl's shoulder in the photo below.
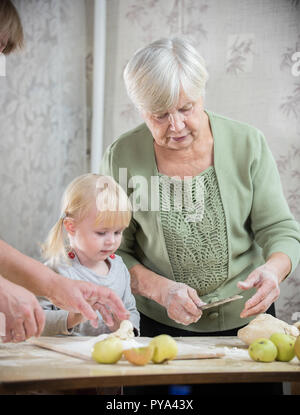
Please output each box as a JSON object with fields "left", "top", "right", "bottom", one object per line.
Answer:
{"left": 109, "top": 254, "right": 130, "bottom": 274}
{"left": 109, "top": 253, "right": 126, "bottom": 267}
{"left": 44, "top": 258, "right": 73, "bottom": 277}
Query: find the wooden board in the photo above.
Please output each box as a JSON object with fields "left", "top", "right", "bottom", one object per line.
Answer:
{"left": 28, "top": 336, "right": 225, "bottom": 361}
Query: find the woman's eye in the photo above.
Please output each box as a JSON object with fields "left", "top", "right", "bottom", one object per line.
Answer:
{"left": 155, "top": 113, "right": 168, "bottom": 120}
{"left": 180, "top": 106, "right": 192, "bottom": 113}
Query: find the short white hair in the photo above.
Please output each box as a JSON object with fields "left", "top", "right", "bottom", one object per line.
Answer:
{"left": 123, "top": 37, "right": 209, "bottom": 114}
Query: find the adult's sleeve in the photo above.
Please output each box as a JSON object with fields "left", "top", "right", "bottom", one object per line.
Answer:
{"left": 250, "top": 132, "right": 300, "bottom": 275}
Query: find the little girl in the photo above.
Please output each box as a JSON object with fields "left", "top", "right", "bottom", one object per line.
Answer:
{"left": 39, "top": 173, "right": 140, "bottom": 337}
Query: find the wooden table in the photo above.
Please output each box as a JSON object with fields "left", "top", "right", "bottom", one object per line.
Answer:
{"left": 0, "top": 336, "right": 299, "bottom": 394}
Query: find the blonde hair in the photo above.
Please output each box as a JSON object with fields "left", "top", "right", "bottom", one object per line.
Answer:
{"left": 124, "top": 36, "right": 209, "bottom": 114}
{"left": 0, "top": 0, "right": 24, "bottom": 55}
{"left": 42, "top": 174, "right": 132, "bottom": 265}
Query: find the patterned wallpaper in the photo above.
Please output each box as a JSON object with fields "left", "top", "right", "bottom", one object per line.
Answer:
{"left": 0, "top": 0, "right": 299, "bottom": 324}
{"left": 0, "top": 0, "right": 88, "bottom": 258}
{"left": 104, "top": 0, "right": 300, "bottom": 323}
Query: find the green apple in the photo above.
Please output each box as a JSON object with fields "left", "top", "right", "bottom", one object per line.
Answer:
{"left": 295, "top": 335, "right": 300, "bottom": 361}
{"left": 123, "top": 345, "right": 154, "bottom": 366}
{"left": 150, "top": 334, "right": 178, "bottom": 363}
{"left": 269, "top": 333, "right": 296, "bottom": 362}
{"left": 91, "top": 337, "right": 123, "bottom": 364}
{"left": 248, "top": 338, "right": 277, "bottom": 362}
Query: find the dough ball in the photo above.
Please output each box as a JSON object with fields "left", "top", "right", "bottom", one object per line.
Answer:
{"left": 238, "top": 313, "right": 299, "bottom": 345}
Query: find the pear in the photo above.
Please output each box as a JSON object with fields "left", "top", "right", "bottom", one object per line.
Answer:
{"left": 294, "top": 335, "right": 300, "bottom": 361}
{"left": 91, "top": 337, "right": 123, "bottom": 364}
{"left": 150, "top": 334, "right": 178, "bottom": 364}
{"left": 123, "top": 345, "right": 154, "bottom": 366}
{"left": 248, "top": 338, "right": 277, "bottom": 362}
{"left": 269, "top": 333, "right": 296, "bottom": 362}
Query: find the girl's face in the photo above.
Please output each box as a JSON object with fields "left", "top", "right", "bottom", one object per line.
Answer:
{"left": 65, "top": 207, "right": 125, "bottom": 265}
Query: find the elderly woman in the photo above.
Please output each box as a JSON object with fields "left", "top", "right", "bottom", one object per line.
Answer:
{"left": 101, "top": 37, "right": 300, "bottom": 339}
{"left": 101, "top": 36, "right": 300, "bottom": 395}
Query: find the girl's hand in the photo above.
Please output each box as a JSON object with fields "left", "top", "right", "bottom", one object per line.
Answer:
{"left": 107, "top": 314, "right": 121, "bottom": 333}
{"left": 237, "top": 264, "right": 280, "bottom": 318}
{"left": 67, "top": 312, "right": 86, "bottom": 329}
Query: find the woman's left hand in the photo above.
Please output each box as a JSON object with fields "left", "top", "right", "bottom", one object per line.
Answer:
{"left": 237, "top": 263, "right": 280, "bottom": 318}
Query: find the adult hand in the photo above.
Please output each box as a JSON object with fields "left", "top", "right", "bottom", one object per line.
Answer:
{"left": 48, "top": 277, "right": 130, "bottom": 329}
{"left": 158, "top": 279, "right": 206, "bottom": 325}
{"left": 237, "top": 263, "right": 280, "bottom": 318}
{"left": 0, "top": 276, "right": 45, "bottom": 343}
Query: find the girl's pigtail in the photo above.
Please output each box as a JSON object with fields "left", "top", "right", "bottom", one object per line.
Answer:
{"left": 41, "top": 216, "right": 67, "bottom": 266}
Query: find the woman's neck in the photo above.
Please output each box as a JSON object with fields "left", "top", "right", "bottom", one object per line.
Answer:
{"left": 154, "top": 134, "right": 214, "bottom": 178}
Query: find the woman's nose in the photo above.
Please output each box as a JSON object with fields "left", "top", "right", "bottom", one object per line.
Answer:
{"left": 169, "top": 112, "right": 185, "bottom": 132}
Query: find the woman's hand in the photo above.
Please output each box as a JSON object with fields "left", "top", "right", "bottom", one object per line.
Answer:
{"left": 130, "top": 264, "right": 205, "bottom": 326}
{"left": 237, "top": 263, "right": 280, "bottom": 318}
{"left": 48, "top": 278, "right": 130, "bottom": 329}
{"left": 158, "top": 279, "right": 206, "bottom": 325}
{"left": 0, "top": 276, "right": 45, "bottom": 343}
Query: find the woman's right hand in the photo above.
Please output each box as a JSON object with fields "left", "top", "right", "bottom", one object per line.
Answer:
{"left": 130, "top": 264, "right": 205, "bottom": 326}
{"left": 0, "top": 276, "right": 45, "bottom": 343}
{"left": 158, "top": 279, "right": 206, "bottom": 325}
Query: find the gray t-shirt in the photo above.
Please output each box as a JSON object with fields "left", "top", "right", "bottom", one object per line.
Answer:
{"left": 39, "top": 254, "right": 140, "bottom": 336}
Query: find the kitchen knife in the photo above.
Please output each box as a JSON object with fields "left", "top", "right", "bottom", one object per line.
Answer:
{"left": 199, "top": 294, "right": 243, "bottom": 310}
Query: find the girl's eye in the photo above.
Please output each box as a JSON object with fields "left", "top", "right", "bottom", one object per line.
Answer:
{"left": 96, "top": 232, "right": 106, "bottom": 236}
{"left": 115, "top": 230, "right": 123, "bottom": 235}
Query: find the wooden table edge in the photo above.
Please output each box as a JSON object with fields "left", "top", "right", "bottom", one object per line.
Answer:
{"left": 1, "top": 371, "right": 300, "bottom": 393}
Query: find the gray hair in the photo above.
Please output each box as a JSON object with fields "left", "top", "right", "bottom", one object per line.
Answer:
{"left": 123, "top": 37, "right": 209, "bottom": 114}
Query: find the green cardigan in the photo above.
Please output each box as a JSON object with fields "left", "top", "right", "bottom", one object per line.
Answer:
{"left": 100, "top": 110, "right": 300, "bottom": 332}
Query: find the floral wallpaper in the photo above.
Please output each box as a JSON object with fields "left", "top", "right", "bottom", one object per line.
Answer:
{"left": 0, "top": 0, "right": 88, "bottom": 259}
{"left": 104, "top": 0, "right": 300, "bottom": 323}
{"left": 0, "top": 0, "right": 299, "bottom": 325}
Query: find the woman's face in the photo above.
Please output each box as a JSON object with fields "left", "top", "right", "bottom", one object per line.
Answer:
{"left": 141, "top": 90, "right": 205, "bottom": 151}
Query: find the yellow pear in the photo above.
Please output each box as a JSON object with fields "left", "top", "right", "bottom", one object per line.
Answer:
{"left": 91, "top": 337, "right": 123, "bottom": 364}
{"left": 294, "top": 335, "right": 300, "bottom": 361}
{"left": 248, "top": 338, "right": 277, "bottom": 362}
{"left": 269, "top": 333, "right": 296, "bottom": 362}
{"left": 150, "top": 334, "right": 178, "bottom": 363}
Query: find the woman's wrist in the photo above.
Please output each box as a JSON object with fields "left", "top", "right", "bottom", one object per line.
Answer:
{"left": 129, "top": 264, "right": 171, "bottom": 305}
{"left": 265, "top": 252, "right": 292, "bottom": 283}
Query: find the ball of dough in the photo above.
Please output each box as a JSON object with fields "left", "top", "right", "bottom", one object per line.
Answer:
{"left": 238, "top": 314, "right": 299, "bottom": 345}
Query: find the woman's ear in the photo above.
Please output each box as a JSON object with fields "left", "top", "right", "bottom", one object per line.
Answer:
{"left": 63, "top": 218, "right": 76, "bottom": 236}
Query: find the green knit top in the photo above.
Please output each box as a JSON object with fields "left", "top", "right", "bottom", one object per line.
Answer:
{"left": 159, "top": 167, "right": 228, "bottom": 296}
{"left": 100, "top": 110, "right": 300, "bottom": 332}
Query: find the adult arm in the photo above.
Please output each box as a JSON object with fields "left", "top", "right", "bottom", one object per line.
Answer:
{"left": 238, "top": 132, "right": 300, "bottom": 317}
{"left": 0, "top": 240, "right": 130, "bottom": 328}
{"left": 0, "top": 275, "right": 45, "bottom": 342}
